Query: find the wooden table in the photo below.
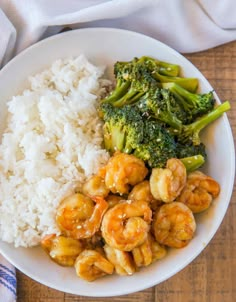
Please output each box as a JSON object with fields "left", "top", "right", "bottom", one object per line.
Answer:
{"left": 16, "top": 40, "right": 236, "bottom": 302}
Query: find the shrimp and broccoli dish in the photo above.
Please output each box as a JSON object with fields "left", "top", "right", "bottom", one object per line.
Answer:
{"left": 41, "top": 56, "right": 228, "bottom": 282}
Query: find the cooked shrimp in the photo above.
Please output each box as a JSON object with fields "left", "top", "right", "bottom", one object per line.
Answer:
{"left": 149, "top": 234, "right": 167, "bottom": 262}
{"left": 132, "top": 233, "right": 167, "bottom": 267}
{"left": 41, "top": 234, "right": 83, "bottom": 266}
{"left": 82, "top": 175, "right": 110, "bottom": 198}
{"left": 104, "top": 244, "right": 136, "bottom": 276}
{"left": 131, "top": 235, "right": 152, "bottom": 267}
{"left": 74, "top": 249, "right": 114, "bottom": 282}
{"left": 56, "top": 193, "right": 108, "bottom": 239}
{"left": 128, "top": 180, "right": 163, "bottom": 211}
{"left": 177, "top": 171, "right": 220, "bottom": 213}
{"left": 106, "top": 194, "right": 124, "bottom": 208}
{"left": 101, "top": 200, "right": 152, "bottom": 251}
{"left": 101, "top": 152, "right": 148, "bottom": 195}
{"left": 152, "top": 202, "right": 196, "bottom": 248}
{"left": 150, "top": 158, "right": 187, "bottom": 202}
{"left": 128, "top": 180, "right": 156, "bottom": 203}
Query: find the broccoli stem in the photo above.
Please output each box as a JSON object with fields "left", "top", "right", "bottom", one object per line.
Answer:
{"left": 154, "top": 74, "right": 198, "bottom": 92}
{"left": 163, "top": 82, "right": 194, "bottom": 110}
{"left": 102, "top": 81, "right": 130, "bottom": 104}
{"left": 157, "top": 112, "right": 183, "bottom": 130}
{"left": 182, "top": 101, "right": 231, "bottom": 145}
{"left": 163, "top": 82, "right": 214, "bottom": 111}
{"left": 158, "top": 61, "right": 180, "bottom": 77}
{"left": 164, "top": 81, "right": 198, "bottom": 101}
{"left": 112, "top": 90, "right": 144, "bottom": 107}
{"left": 103, "top": 124, "right": 125, "bottom": 153}
{"left": 180, "top": 155, "right": 205, "bottom": 172}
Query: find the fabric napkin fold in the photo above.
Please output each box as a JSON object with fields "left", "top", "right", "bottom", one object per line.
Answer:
{"left": 0, "top": 254, "right": 16, "bottom": 302}
{"left": 0, "top": 1, "right": 236, "bottom": 301}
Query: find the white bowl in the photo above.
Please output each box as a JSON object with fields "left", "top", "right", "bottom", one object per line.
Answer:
{"left": 0, "top": 28, "right": 235, "bottom": 297}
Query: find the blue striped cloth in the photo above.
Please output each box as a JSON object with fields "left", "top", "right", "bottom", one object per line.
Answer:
{"left": 0, "top": 254, "right": 17, "bottom": 302}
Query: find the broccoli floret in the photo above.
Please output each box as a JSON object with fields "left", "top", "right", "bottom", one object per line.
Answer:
{"left": 111, "top": 61, "right": 159, "bottom": 107}
{"left": 180, "top": 155, "right": 205, "bottom": 172}
{"left": 113, "top": 60, "right": 136, "bottom": 81}
{"left": 100, "top": 103, "right": 144, "bottom": 153}
{"left": 175, "top": 142, "right": 207, "bottom": 159}
{"left": 136, "top": 88, "right": 187, "bottom": 129}
{"left": 179, "top": 101, "right": 230, "bottom": 145}
{"left": 163, "top": 82, "right": 215, "bottom": 121}
{"left": 102, "top": 60, "right": 134, "bottom": 104}
{"left": 138, "top": 56, "right": 198, "bottom": 92}
{"left": 134, "top": 120, "right": 177, "bottom": 168}
{"left": 138, "top": 56, "right": 180, "bottom": 77}
{"left": 102, "top": 56, "right": 198, "bottom": 108}
{"left": 103, "top": 57, "right": 160, "bottom": 107}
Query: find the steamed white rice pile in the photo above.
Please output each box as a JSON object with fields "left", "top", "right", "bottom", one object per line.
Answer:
{"left": 0, "top": 55, "right": 111, "bottom": 247}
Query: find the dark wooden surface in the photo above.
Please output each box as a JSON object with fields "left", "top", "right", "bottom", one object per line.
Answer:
{"left": 16, "top": 40, "right": 236, "bottom": 302}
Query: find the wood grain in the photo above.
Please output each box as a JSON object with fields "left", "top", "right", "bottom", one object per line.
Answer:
{"left": 16, "top": 40, "right": 236, "bottom": 302}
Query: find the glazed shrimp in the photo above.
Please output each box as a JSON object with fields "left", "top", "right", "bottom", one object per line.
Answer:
{"left": 150, "top": 158, "right": 187, "bottom": 202}
{"left": 104, "top": 244, "right": 136, "bottom": 276}
{"left": 56, "top": 193, "right": 108, "bottom": 239}
{"left": 131, "top": 234, "right": 152, "bottom": 267}
{"left": 132, "top": 234, "right": 167, "bottom": 267}
{"left": 74, "top": 249, "right": 114, "bottom": 282}
{"left": 149, "top": 235, "right": 167, "bottom": 262}
{"left": 152, "top": 202, "right": 196, "bottom": 248}
{"left": 177, "top": 171, "right": 220, "bottom": 213}
{"left": 41, "top": 234, "right": 83, "bottom": 266}
{"left": 101, "top": 200, "right": 152, "bottom": 251}
{"left": 106, "top": 194, "right": 124, "bottom": 208}
{"left": 128, "top": 180, "right": 156, "bottom": 204}
{"left": 82, "top": 175, "right": 110, "bottom": 198}
{"left": 101, "top": 152, "right": 148, "bottom": 195}
{"left": 128, "top": 180, "right": 162, "bottom": 211}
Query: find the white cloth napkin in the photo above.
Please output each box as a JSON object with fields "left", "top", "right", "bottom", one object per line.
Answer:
{"left": 0, "top": 0, "right": 236, "bottom": 300}
{"left": 0, "top": 254, "right": 16, "bottom": 302}
{"left": 0, "top": 0, "right": 236, "bottom": 67}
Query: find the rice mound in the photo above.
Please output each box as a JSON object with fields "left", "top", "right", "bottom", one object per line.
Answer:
{"left": 0, "top": 55, "right": 111, "bottom": 247}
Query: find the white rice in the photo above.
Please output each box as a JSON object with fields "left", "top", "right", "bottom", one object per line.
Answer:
{"left": 0, "top": 55, "right": 111, "bottom": 247}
